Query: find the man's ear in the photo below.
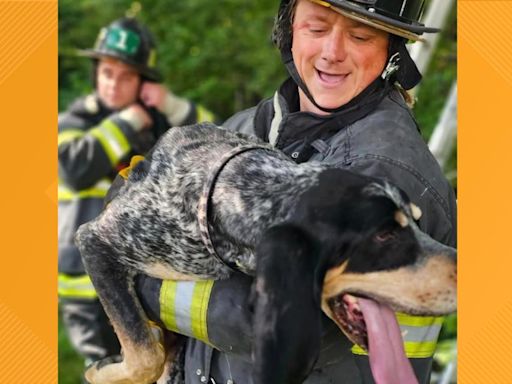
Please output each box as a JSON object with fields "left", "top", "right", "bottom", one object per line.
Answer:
{"left": 251, "top": 224, "right": 322, "bottom": 384}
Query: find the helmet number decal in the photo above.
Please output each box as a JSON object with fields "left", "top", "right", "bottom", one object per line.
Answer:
{"left": 105, "top": 27, "right": 141, "bottom": 56}
{"left": 115, "top": 30, "right": 128, "bottom": 51}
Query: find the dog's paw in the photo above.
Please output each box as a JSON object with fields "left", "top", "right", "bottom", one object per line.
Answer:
{"left": 85, "top": 349, "right": 165, "bottom": 384}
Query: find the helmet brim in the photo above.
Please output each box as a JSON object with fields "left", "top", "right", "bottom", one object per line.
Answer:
{"left": 310, "top": 0, "right": 440, "bottom": 41}
{"left": 77, "top": 48, "right": 162, "bottom": 82}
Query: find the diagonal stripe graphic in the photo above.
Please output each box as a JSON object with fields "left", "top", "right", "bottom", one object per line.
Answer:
{"left": 459, "top": 1, "right": 512, "bottom": 87}
{"left": 0, "top": 303, "right": 57, "bottom": 382}
{"left": 0, "top": 1, "right": 57, "bottom": 85}
{"left": 459, "top": 301, "right": 512, "bottom": 383}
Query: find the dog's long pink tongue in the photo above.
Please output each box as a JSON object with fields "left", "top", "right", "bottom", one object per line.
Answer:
{"left": 358, "top": 298, "right": 418, "bottom": 384}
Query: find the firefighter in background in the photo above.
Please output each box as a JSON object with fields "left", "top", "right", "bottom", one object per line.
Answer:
{"left": 58, "top": 16, "right": 215, "bottom": 375}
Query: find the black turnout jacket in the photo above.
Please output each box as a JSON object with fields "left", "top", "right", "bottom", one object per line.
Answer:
{"left": 137, "top": 78, "right": 456, "bottom": 384}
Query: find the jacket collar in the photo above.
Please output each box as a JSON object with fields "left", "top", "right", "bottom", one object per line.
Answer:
{"left": 254, "top": 77, "right": 391, "bottom": 162}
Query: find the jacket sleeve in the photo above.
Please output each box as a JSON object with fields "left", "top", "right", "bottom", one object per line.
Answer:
{"left": 58, "top": 110, "right": 151, "bottom": 191}
{"left": 159, "top": 92, "right": 217, "bottom": 127}
{"left": 181, "top": 102, "right": 217, "bottom": 126}
{"left": 136, "top": 272, "right": 255, "bottom": 359}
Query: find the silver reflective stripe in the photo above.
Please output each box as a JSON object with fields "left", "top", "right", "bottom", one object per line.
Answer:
{"left": 268, "top": 91, "right": 282, "bottom": 147}
{"left": 100, "top": 123, "right": 124, "bottom": 160}
{"left": 174, "top": 282, "right": 195, "bottom": 336}
{"left": 401, "top": 323, "right": 442, "bottom": 343}
{"left": 400, "top": 0, "right": 408, "bottom": 16}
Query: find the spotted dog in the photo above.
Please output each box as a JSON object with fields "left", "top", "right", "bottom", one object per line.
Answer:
{"left": 76, "top": 122, "right": 457, "bottom": 384}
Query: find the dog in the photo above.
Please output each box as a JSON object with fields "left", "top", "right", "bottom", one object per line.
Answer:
{"left": 76, "top": 122, "right": 457, "bottom": 384}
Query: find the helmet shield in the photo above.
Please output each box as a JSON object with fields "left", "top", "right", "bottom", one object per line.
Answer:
{"left": 78, "top": 18, "right": 162, "bottom": 82}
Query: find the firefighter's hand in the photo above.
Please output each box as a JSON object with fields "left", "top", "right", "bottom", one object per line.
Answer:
{"left": 140, "top": 82, "right": 168, "bottom": 112}
{"left": 141, "top": 82, "right": 192, "bottom": 126}
{"left": 118, "top": 103, "right": 153, "bottom": 131}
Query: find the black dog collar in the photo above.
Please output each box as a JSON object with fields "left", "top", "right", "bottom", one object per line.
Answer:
{"left": 198, "top": 144, "right": 273, "bottom": 272}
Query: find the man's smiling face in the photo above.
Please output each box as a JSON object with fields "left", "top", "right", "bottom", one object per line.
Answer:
{"left": 291, "top": 0, "right": 389, "bottom": 114}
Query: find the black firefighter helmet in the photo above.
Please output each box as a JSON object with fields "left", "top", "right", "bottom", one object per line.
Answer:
{"left": 78, "top": 17, "right": 162, "bottom": 82}
{"left": 274, "top": 0, "right": 438, "bottom": 50}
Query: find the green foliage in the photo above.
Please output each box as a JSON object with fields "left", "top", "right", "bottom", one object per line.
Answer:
{"left": 59, "top": 0, "right": 286, "bottom": 120}
{"left": 58, "top": 313, "right": 84, "bottom": 383}
{"left": 414, "top": 4, "right": 457, "bottom": 139}
{"left": 413, "top": 3, "right": 457, "bottom": 187}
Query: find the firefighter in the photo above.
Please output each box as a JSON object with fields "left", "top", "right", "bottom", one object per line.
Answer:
{"left": 58, "top": 16, "right": 215, "bottom": 378}
{"left": 134, "top": 0, "right": 456, "bottom": 383}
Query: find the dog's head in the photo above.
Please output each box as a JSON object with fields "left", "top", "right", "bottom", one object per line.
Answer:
{"left": 252, "top": 168, "right": 456, "bottom": 384}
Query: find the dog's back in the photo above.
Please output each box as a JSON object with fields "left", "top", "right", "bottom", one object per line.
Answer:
{"left": 76, "top": 123, "right": 279, "bottom": 279}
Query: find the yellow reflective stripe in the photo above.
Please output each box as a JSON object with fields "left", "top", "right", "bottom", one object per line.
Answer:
{"left": 196, "top": 105, "right": 215, "bottom": 123}
{"left": 119, "top": 155, "right": 145, "bottom": 180}
{"left": 395, "top": 312, "right": 444, "bottom": 327}
{"left": 159, "top": 280, "right": 213, "bottom": 344}
{"left": 190, "top": 280, "right": 214, "bottom": 342}
{"left": 351, "top": 313, "right": 444, "bottom": 358}
{"left": 90, "top": 120, "right": 130, "bottom": 165}
{"left": 403, "top": 340, "right": 438, "bottom": 358}
{"left": 58, "top": 274, "right": 97, "bottom": 299}
{"left": 352, "top": 341, "right": 438, "bottom": 358}
{"left": 351, "top": 344, "right": 367, "bottom": 355}
{"left": 58, "top": 129, "right": 85, "bottom": 146}
{"left": 160, "top": 280, "right": 178, "bottom": 332}
{"left": 58, "top": 178, "right": 111, "bottom": 201}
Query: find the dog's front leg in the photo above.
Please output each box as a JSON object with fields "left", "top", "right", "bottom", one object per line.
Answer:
{"left": 78, "top": 231, "right": 165, "bottom": 384}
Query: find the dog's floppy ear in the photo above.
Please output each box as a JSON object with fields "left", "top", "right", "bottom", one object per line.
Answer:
{"left": 252, "top": 224, "right": 323, "bottom": 384}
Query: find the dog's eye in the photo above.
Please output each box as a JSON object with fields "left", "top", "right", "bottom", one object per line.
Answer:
{"left": 374, "top": 230, "right": 397, "bottom": 243}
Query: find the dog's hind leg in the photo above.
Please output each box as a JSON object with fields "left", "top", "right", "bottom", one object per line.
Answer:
{"left": 77, "top": 226, "right": 165, "bottom": 384}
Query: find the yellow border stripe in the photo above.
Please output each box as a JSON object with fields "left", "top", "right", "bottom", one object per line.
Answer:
{"left": 89, "top": 119, "right": 130, "bottom": 165}
{"left": 352, "top": 340, "right": 438, "bottom": 358}
{"left": 351, "top": 314, "right": 444, "bottom": 357}
{"left": 102, "top": 119, "right": 130, "bottom": 155}
{"left": 58, "top": 274, "right": 97, "bottom": 299}
{"left": 190, "top": 280, "right": 214, "bottom": 343}
{"left": 58, "top": 129, "right": 84, "bottom": 146}
{"left": 197, "top": 105, "right": 215, "bottom": 123}
{"left": 90, "top": 126, "right": 117, "bottom": 165}
{"left": 395, "top": 313, "right": 444, "bottom": 327}
{"left": 58, "top": 178, "right": 111, "bottom": 201}
{"left": 160, "top": 280, "right": 178, "bottom": 332}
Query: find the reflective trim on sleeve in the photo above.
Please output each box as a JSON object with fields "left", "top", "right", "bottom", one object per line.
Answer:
{"left": 160, "top": 280, "right": 214, "bottom": 344}
{"left": 90, "top": 119, "right": 130, "bottom": 165}
{"left": 196, "top": 105, "right": 215, "bottom": 123}
{"left": 58, "top": 178, "right": 111, "bottom": 201}
{"left": 351, "top": 313, "right": 444, "bottom": 358}
{"left": 58, "top": 129, "right": 85, "bottom": 146}
{"left": 58, "top": 274, "right": 97, "bottom": 299}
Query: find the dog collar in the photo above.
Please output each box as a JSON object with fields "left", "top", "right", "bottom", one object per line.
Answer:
{"left": 198, "top": 143, "right": 273, "bottom": 272}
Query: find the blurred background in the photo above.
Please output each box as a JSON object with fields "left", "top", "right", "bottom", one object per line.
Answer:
{"left": 58, "top": 0, "right": 457, "bottom": 382}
